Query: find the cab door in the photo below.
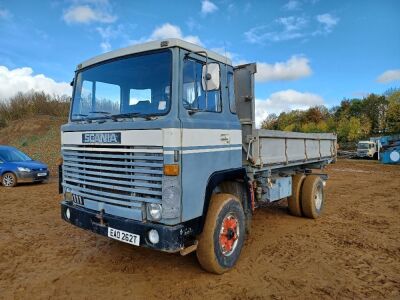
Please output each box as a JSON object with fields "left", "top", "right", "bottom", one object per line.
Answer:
{"left": 178, "top": 50, "right": 241, "bottom": 221}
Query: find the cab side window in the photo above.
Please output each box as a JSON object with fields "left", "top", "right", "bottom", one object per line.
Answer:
{"left": 183, "top": 59, "right": 221, "bottom": 112}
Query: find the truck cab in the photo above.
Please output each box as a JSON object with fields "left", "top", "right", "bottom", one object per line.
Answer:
{"left": 61, "top": 39, "right": 242, "bottom": 251}
{"left": 357, "top": 140, "right": 378, "bottom": 159}
{"left": 60, "top": 39, "right": 336, "bottom": 274}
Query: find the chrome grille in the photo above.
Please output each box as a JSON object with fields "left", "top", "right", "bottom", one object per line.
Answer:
{"left": 62, "top": 145, "right": 163, "bottom": 212}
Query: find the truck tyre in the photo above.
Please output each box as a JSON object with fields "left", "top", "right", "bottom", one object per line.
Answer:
{"left": 288, "top": 174, "right": 306, "bottom": 217}
{"left": 2, "top": 172, "right": 17, "bottom": 187}
{"left": 301, "top": 175, "right": 324, "bottom": 219}
{"left": 196, "top": 193, "right": 245, "bottom": 274}
{"left": 219, "top": 181, "right": 251, "bottom": 234}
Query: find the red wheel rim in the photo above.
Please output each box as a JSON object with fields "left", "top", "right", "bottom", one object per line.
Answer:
{"left": 219, "top": 213, "right": 239, "bottom": 256}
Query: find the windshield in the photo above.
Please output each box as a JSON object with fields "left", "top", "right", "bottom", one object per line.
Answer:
{"left": 71, "top": 50, "right": 172, "bottom": 121}
{"left": 358, "top": 143, "right": 370, "bottom": 149}
{"left": 0, "top": 148, "right": 32, "bottom": 162}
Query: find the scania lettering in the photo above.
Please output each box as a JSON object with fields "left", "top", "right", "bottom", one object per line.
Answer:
{"left": 59, "top": 39, "right": 336, "bottom": 274}
{"left": 82, "top": 132, "right": 121, "bottom": 144}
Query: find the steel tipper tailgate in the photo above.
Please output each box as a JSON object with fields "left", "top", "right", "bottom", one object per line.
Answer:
{"left": 247, "top": 130, "right": 337, "bottom": 168}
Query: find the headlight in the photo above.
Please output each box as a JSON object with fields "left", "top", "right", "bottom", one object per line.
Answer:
{"left": 148, "top": 229, "right": 159, "bottom": 244}
{"left": 17, "top": 167, "right": 31, "bottom": 172}
{"left": 65, "top": 208, "right": 70, "bottom": 220}
{"left": 147, "top": 203, "right": 162, "bottom": 221}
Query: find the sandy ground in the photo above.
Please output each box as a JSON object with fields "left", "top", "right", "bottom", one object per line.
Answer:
{"left": 0, "top": 159, "right": 399, "bottom": 299}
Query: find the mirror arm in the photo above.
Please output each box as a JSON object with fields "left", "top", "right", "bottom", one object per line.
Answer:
{"left": 193, "top": 51, "right": 209, "bottom": 110}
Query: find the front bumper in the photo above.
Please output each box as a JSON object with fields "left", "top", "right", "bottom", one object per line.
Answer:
{"left": 16, "top": 170, "right": 50, "bottom": 183}
{"left": 61, "top": 201, "right": 188, "bottom": 252}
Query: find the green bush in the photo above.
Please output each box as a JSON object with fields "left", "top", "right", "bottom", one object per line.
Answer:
{"left": 0, "top": 91, "right": 70, "bottom": 127}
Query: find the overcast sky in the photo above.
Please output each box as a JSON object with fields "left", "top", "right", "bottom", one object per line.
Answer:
{"left": 0, "top": 0, "right": 399, "bottom": 125}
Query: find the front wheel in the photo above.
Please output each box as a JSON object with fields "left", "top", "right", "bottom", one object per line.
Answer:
{"left": 2, "top": 172, "right": 17, "bottom": 187}
{"left": 196, "top": 193, "right": 245, "bottom": 274}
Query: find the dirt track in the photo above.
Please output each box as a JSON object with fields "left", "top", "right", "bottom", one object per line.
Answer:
{"left": 0, "top": 159, "right": 399, "bottom": 299}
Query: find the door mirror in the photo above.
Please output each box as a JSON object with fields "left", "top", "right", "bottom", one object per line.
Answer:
{"left": 202, "top": 63, "right": 220, "bottom": 91}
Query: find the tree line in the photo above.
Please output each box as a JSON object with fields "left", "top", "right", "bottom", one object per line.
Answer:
{"left": 1, "top": 89, "right": 399, "bottom": 148}
{"left": 261, "top": 89, "right": 400, "bottom": 146}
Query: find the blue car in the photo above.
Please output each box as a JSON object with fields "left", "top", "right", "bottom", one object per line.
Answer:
{"left": 0, "top": 145, "right": 49, "bottom": 187}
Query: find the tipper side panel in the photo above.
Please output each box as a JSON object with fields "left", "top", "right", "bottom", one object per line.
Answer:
{"left": 250, "top": 130, "right": 337, "bottom": 169}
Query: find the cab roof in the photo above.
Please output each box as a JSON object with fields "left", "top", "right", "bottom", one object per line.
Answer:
{"left": 77, "top": 38, "right": 232, "bottom": 70}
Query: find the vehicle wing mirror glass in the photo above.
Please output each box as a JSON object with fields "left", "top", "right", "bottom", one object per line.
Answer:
{"left": 202, "top": 63, "right": 220, "bottom": 91}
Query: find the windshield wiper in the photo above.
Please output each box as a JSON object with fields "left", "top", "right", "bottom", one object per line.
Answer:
{"left": 78, "top": 111, "right": 112, "bottom": 122}
{"left": 111, "top": 112, "right": 154, "bottom": 121}
{"left": 72, "top": 113, "right": 94, "bottom": 122}
{"left": 111, "top": 112, "right": 141, "bottom": 119}
{"left": 89, "top": 111, "right": 111, "bottom": 115}
{"left": 73, "top": 112, "right": 110, "bottom": 119}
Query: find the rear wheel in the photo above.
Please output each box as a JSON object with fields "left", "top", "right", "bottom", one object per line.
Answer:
{"left": 2, "top": 172, "right": 17, "bottom": 187}
{"left": 196, "top": 193, "right": 245, "bottom": 274}
{"left": 288, "top": 174, "right": 306, "bottom": 217}
{"left": 301, "top": 175, "right": 324, "bottom": 219}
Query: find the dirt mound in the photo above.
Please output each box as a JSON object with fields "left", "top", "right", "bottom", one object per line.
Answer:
{"left": 0, "top": 159, "right": 399, "bottom": 299}
{"left": 0, "top": 115, "right": 66, "bottom": 174}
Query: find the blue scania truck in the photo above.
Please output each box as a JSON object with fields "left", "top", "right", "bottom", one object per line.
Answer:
{"left": 60, "top": 39, "right": 336, "bottom": 274}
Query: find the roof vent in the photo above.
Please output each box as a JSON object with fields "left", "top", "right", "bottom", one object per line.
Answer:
{"left": 160, "top": 41, "right": 169, "bottom": 47}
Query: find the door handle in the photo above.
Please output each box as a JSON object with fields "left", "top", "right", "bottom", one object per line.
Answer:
{"left": 220, "top": 134, "right": 230, "bottom": 144}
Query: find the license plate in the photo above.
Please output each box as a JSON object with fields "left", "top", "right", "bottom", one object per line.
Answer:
{"left": 38, "top": 172, "right": 47, "bottom": 176}
{"left": 108, "top": 227, "right": 140, "bottom": 246}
